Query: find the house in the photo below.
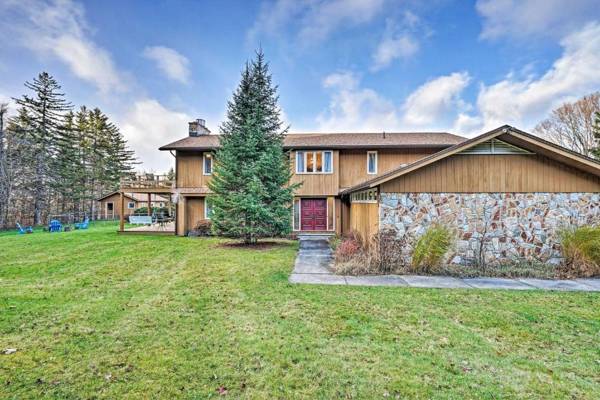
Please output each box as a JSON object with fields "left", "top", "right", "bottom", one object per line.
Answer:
{"left": 157, "top": 119, "right": 464, "bottom": 236}
{"left": 340, "top": 125, "right": 600, "bottom": 264}
{"left": 125, "top": 119, "right": 600, "bottom": 264}
{"left": 97, "top": 191, "right": 170, "bottom": 220}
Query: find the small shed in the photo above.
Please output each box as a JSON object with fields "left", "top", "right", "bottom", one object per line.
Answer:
{"left": 96, "top": 191, "right": 169, "bottom": 220}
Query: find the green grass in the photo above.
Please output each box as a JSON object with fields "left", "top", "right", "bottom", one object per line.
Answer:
{"left": 1, "top": 223, "right": 599, "bottom": 399}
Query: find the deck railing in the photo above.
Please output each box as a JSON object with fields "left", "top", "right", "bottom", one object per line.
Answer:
{"left": 120, "top": 174, "right": 175, "bottom": 191}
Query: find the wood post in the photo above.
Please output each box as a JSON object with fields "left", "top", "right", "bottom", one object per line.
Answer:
{"left": 119, "top": 192, "right": 125, "bottom": 232}
{"left": 148, "top": 193, "right": 152, "bottom": 216}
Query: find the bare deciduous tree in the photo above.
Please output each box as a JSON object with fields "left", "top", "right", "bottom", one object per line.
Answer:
{"left": 533, "top": 92, "right": 600, "bottom": 157}
{"left": 0, "top": 103, "right": 10, "bottom": 227}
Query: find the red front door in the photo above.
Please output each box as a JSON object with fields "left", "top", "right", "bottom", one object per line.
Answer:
{"left": 301, "top": 198, "right": 327, "bottom": 231}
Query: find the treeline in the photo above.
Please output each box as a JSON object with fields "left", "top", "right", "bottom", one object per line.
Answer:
{"left": 0, "top": 72, "right": 137, "bottom": 228}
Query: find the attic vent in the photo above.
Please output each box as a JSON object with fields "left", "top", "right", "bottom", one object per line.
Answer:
{"left": 459, "top": 139, "right": 532, "bottom": 155}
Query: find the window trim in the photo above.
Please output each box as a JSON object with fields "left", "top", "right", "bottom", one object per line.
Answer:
{"left": 127, "top": 202, "right": 136, "bottom": 209}
{"left": 204, "top": 197, "right": 212, "bottom": 220}
{"left": 203, "top": 153, "right": 213, "bottom": 175}
{"left": 295, "top": 150, "right": 334, "bottom": 174}
{"left": 367, "top": 151, "right": 378, "bottom": 175}
{"left": 350, "top": 188, "right": 378, "bottom": 204}
{"left": 292, "top": 198, "right": 301, "bottom": 230}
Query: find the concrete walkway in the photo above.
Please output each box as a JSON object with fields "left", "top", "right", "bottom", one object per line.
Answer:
{"left": 289, "top": 237, "right": 600, "bottom": 292}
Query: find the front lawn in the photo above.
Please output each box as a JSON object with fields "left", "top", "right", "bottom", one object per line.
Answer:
{"left": 1, "top": 223, "right": 599, "bottom": 398}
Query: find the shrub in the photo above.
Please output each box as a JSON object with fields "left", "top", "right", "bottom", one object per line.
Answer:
{"left": 188, "top": 220, "right": 212, "bottom": 237}
{"left": 134, "top": 206, "right": 171, "bottom": 216}
{"left": 332, "top": 229, "right": 410, "bottom": 275}
{"left": 411, "top": 224, "right": 454, "bottom": 273}
{"left": 558, "top": 226, "right": 600, "bottom": 278}
{"left": 329, "top": 235, "right": 342, "bottom": 251}
{"left": 334, "top": 236, "right": 361, "bottom": 263}
{"left": 368, "top": 229, "right": 408, "bottom": 274}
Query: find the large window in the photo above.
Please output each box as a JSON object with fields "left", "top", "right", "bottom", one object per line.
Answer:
{"left": 367, "top": 151, "right": 377, "bottom": 175}
{"left": 203, "top": 153, "right": 213, "bottom": 175}
{"left": 296, "top": 151, "right": 333, "bottom": 174}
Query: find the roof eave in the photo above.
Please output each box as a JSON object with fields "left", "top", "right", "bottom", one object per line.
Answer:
{"left": 341, "top": 125, "right": 600, "bottom": 195}
{"left": 160, "top": 143, "right": 460, "bottom": 151}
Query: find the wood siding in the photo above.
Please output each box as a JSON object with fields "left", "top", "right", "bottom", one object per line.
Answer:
{"left": 175, "top": 148, "right": 434, "bottom": 195}
{"left": 176, "top": 151, "right": 212, "bottom": 189}
{"left": 381, "top": 154, "right": 600, "bottom": 193}
{"left": 176, "top": 198, "right": 186, "bottom": 236}
{"left": 290, "top": 151, "right": 340, "bottom": 196}
{"left": 185, "top": 197, "right": 205, "bottom": 234}
{"left": 339, "top": 149, "right": 437, "bottom": 189}
{"left": 327, "top": 196, "right": 335, "bottom": 231}
{"left": 99, "top": 194, "right": 136, "bottom": 218}
{"left": 349, "top": 202, "right": 379, "bottom": 240}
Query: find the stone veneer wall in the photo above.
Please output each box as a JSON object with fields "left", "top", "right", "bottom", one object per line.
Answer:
{"left": 380, "top": 193, "right": 600, "bottom": 265}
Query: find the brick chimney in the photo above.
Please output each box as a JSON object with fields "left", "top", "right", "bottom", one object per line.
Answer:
{"left": 188, "top": 118, "right": 211, "bottom": 136}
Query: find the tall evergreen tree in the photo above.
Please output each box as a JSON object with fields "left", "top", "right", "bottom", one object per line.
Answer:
{"left": 0, "top": 72, "right": 138, "bottom": 227}
{"left": 209, "top": 50, "right": 299, "bottom": 244}
{"left": 13, "top": 72, "right": 72, "bottom": 224}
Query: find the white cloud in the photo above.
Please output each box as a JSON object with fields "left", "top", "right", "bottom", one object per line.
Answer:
{"left": 143, "top": 46, "right": 190, "bottom": 84}
{"left": 119, "top": 99, "right": 194, "bottom": 172}
{"left": 318, "top": 70, "right": 472, "bottom": 132}
{"left": 298, "top": 0, "right": 385, "bottom": 43}
{"left": 452, "top": 113, "right": 482, "bottom": 135}
{"left": 371, "top": 35, "right": 418, "bottom": 71}
{"left": 0, "top": 0, "right": 126, "bottom": 93}
{"left": 249, "top": 0, "right": 385, "bottom": 45}
{"left": 317, "top": 71, "right": 400, "bottom": 131}
{"left": 402, "top": 72, "right": 471, "bottom": 126}
{"left": 371, "top": 15, "right": 424, "bottom": 71}
{"left": 474, "top": 22, "right": 600, "bottom": 131}
{"left": 247, "top": 0, "right": 305, "bottom": 42}
{"left": 476, "top": 0, "right": 599, "bottom": 40}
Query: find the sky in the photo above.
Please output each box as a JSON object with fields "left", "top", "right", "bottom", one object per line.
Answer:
{"left": 1, "top": 0, "right": 600, "bottom": 172}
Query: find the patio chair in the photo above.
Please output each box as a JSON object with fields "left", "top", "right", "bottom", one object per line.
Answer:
{"left": 16, "top": 222, "right": 33, "bottom": 234}
{"left": 75, "top": 217, "right": 89, "bottom": 230}
{"left": 49, "top": 220, "right": 63, "bottom": 233}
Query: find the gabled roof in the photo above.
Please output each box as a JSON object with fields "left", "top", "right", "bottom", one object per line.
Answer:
{"left": 341, "top": 125, "right": 600, "bottom": 195}
{"left": 158, "top": 131, "right": 466, "bottom": 151}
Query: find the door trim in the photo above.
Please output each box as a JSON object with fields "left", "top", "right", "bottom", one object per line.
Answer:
{"left": 300, "top": 198, "right": 328, "bottom": 231}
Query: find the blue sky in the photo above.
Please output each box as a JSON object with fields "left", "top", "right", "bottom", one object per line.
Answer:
{"left": 1, "top": 0, "right": 599, "bottom": 171}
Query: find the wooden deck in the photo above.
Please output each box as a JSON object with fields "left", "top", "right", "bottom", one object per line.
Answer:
{"left": 119, "top": 222, "right": 175, "bottom": 235}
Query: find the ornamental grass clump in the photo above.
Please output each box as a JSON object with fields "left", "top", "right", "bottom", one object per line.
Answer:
{"left": 411, "top": 224, "right": 454, "bottom": 273}
{"left": 558, "top": 226, "right": 600, "bottom": 278}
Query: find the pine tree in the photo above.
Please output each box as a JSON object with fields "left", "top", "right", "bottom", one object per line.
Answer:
{"left": 209, "top": 50, "right": 299, "bottom": 244}
{"left": 13, "top": 72, "right": 72, "bottom": 224}
{"left": 167, "top": 167, "right": 175, "bottom": 181}
{"left": 2, "top": 73, "right": 138, "bottom": 226}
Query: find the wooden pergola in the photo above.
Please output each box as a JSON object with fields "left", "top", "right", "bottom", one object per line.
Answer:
{"left": 118, "top": 175, "right": 176, "bottom": 234}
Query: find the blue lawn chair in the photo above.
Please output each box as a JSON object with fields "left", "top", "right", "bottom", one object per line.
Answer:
{"left": 75, "top": 217, "right": 89, "bottom": 230}
{"left": 49, "top": 220, "right": 62, "bottom": 233}
{"left": 16, "top": 222, "right": 33, "bottom": 234}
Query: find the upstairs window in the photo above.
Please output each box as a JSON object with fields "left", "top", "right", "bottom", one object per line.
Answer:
{"left": 203, "top": 153, "right": 213, "bottom": 175}
{"left": 367, "top": 151, "right": 377, "bottom": 174}
{"left": 296, "top": 151, "right": 333, "bottom": 174}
